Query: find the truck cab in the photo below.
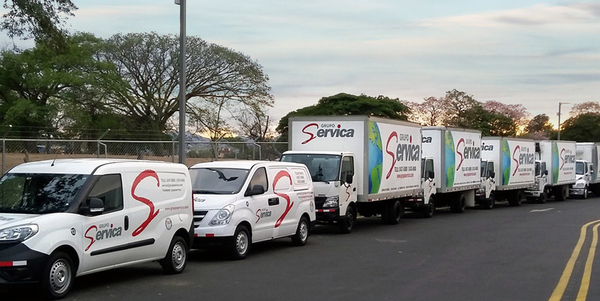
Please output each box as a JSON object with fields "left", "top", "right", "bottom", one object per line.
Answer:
{"left": 477, "top": 160, "right": 496, "bottom": 209}
{"left": 525, "top": 160, "right": 549, "bottom": 202}
{"left": 405, "top": 157, "right": 436, "bottom": 217}
{"left": 280, "top": 151, "right": 357, "bottom": 233}
{"left": 569, "top": 160, "right": 592, "bottom": 199}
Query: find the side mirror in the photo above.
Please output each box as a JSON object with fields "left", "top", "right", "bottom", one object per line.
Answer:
{"left": 543, "top": 170, "right": 549, "bottom": 176}
{"left": 489, "top": 171, "right": 495, "bottom": 179}
{"left": 245, "top": 185, "right": 265, "bottom": 196}
{"left": 88, "top": 197, "right": 104, "bottom": 216}
{"left": 345, "top": 173, "right": 353, "bottom": 184}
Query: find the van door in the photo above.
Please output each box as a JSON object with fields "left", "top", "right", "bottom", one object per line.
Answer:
{"left": 269, "top": 166, "right": 297, "bottom": 238}
{"left": 80, "top": 174, "right": 128, "bottom": 273}
{"left": 245, "top": 167, "right": 275, "bottom": 242}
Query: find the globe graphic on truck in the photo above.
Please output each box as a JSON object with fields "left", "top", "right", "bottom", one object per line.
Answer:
{"left": 501, "top": 140, "right": 511, "bottom": 185}
{"left": 368, "top": 121, "right": 383, "bottom": 194}
{"left": 445, "top": 131, "right": 455, "bottom": 187}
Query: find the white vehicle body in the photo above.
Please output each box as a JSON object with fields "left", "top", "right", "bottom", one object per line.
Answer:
{"left": 190, "top": 161, "right": 316, "bottom": 259}
{"left": 0, "top": 159, "right": 194, "bottom": 299}
{"left": 570, "top": 142, "right": 600, "bottom": 198}
{"left": 281, "top": 115, "right": 423, "bottom": 232}
{"left": 525, "top": 140, "right": 577, "bottom": 202}
{"left": 421, "top": 127, "right": 482, "bottom": 212}
{"left": 479, "top": 137, "right": 535, "bottom": 208}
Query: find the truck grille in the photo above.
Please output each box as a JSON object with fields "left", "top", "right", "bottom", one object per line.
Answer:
{"left": 315, "top": 197, "right": 327, "bottom": 209}
{"left": 193, "top": 210, "right": 208, "bottom": 228}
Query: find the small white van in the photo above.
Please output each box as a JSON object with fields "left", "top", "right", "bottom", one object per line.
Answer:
{"left": 0, "top": 159, "right": 194, "bottom": 299}
{"left": 189, "top": 161, "right": 315, "bottom": 259}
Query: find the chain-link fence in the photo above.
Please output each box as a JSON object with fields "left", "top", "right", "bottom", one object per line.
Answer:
{"left": 1, "top": 139, "right": 289, "bottom": 173}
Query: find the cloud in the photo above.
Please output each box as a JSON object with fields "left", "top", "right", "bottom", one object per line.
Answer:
{"left": 420, "top": 3, "right": 600, "bottom": 28}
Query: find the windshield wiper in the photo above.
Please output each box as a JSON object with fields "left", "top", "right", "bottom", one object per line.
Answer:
{"left": 193, "top": 190, "right": 219, "bottom": 194}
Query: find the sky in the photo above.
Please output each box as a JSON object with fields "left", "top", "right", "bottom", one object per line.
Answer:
{"left": 3, "top": 0, "right": 600, "bottom": 127}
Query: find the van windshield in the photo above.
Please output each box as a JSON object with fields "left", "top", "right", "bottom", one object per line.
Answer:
{"left": 281, "top": 154, "right": 340, "bottom": 182}
{"left": 0, "top": 173, "right": 89, "bottom": 214}
{"left": 189, "top": 168, "right": 249, "bottom": 194}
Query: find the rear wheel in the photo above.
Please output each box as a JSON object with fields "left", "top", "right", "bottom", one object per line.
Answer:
{"left": 382, "top": 200, "right": 403, "bottom": 224}
{"left": 450, "top": 194, "right": 466, "bottom": 213}
{"left": 41, "top": 251, "right": 74, "bottom": 300}
{"left": 160, "top": 236, "right": 188, "bottom": 274}
{"left": 291, "top": 216, "right": 309, "bottom": 246}
{"left": 338, "top": 205, "right": 356, "bottom": 234}
{"left": 229, "top": 225, "right": 250, "bottom": 260}
{"left": 509, "top": 190, "right": 523, "bottom": 206}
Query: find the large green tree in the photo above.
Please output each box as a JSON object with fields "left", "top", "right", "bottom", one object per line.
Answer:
{"left": 0, "top": 33, "right": 120, "bottom": 141}
{"left": 100, "top": 32, "right": 273, "bottom": 138}
{"left": 560, "top": 113, "right": 600, "bottom": 142}
{"left": 276, "top": 93, "right": 411, "bottom": 140}
{"left": 523, "top": 113, "right": 555, "bottom": 139}
{"left": 1, "top": 0, "right": 77, "bottom": 49}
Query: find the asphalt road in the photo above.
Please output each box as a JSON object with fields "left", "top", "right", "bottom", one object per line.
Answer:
{"left": 4, "top": 197, "right": 600, "bottom": 301}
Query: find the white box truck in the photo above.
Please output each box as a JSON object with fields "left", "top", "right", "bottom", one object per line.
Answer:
{"left": 479, "top": 137, "right": 536, "bottom": 209}
{"left": 570, "top": 142, "right": 600, "bottom": 198}
{"left": 421, "top": 127, "right": 482, "bottom": 213}
{"left": 280, "top": 116, "right": 423, "bottom": 233}
{"left": 525, "top": 140, "right": 577, "bottom": 202}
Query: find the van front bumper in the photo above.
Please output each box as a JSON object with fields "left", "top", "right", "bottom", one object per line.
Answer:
{"left": 316, "top": 208, "right": 339, "bottom": 222}
{"left": 0, "top": 243, "right": 47, "bottom": 285}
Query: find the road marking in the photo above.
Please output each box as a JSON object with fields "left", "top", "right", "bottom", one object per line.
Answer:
{"left": 576, "top": 222, "right": 600, "bottom": 300}
{"left": 530, "top": 208, "right": 555, "bottom": 212}
{"left": 548, "top": 219, "right": 600, "bottom": 301}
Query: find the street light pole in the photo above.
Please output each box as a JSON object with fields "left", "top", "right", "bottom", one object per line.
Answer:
{"left": 175, "top": 0, "right": 186, "bottom": 164}
{"left": 557, "top": 102, "right": 569, "bottom": 141}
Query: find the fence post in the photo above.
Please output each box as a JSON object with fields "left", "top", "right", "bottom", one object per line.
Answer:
{"left": 97, "top": 129, "right": 111, "bottom": 158}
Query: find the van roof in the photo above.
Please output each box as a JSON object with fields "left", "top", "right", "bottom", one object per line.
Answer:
{"left": 8, "top": 158, "right": 171, "bottom": 175}
{"left": 189, "top": 160, "right": 304, "bottom": 170}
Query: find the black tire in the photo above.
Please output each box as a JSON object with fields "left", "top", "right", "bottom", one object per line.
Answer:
{"left": 338, "top": 205, "right": 356, "bottom": 234}
{"left": 481, "top": 193, "right": 495, "bottom": 210}
{"left": 583, "top": 188, "right": 588, "bottom": 199}
{"left": 554, "top": 186, "right": 568, "bottom": 202}
{"left": 40, "top": 251, "right": 74, "bottom": 300}
{"left": 450, "top": 194, "right": 466, "bottom": 213}
{"left": 538, "top": 191, "right": 547, "bottom": 204}
{"left": 382, "top": 200, "right": 403, "bottom": 224}
{"left": 292, "top": 216, "right": 310, "bottom": 246}
{"left": 160, "top": 236, "right": 188, "bottom": 274}
{"left": 508, "top": 190, "right": 523, "bottom": 206}
{"left": 421, "top": 198, "right": 435, "bottom": 218}
{"left": 229, "top": 225, "right": 251, "bottom": 260}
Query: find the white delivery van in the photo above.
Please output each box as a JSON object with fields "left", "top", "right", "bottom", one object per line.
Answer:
{"left": 189, "top": 161, "right": 316, "bottom": 259}
{"left": 0, "top": 159, "right": 194, "bottom": 299}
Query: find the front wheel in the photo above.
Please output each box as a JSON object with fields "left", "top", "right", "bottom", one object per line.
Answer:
{"left": 41, "top": 251, "right": 74, "bottom": 300}
{"left": 450, "top": 194, "right": 466, "bottom": 213}
{"left": 229, "top": 225, "right": 251, "bottom": 260}
{"left": 291, "top": 216, "right": 310, "bottom": 246}
{"left": 338, "top": 206, "right": 356, "bottom": 234}
{"left": 160, "top": 236, "right": 188, "bottom": 274}
{"left": 481, "top": 194, "right": 495, "bottom": 210}
{"left": 421, "top": 199, "right": 435, "bottom": 218}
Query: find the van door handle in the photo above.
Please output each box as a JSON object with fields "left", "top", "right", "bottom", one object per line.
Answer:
{"left": 268, "top": 198, "right": 279, "bottom": 206}
{"left": 124, "top": 216, "right": 129, "bottom": 231}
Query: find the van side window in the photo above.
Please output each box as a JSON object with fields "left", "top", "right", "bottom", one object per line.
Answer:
{"left": 88, "top": 174, "right": 123, "bottom": 213}
{"left": 248, "top": 167, "right": 268, "bottom": 194}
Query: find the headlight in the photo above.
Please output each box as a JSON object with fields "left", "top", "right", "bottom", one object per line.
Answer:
{"left": 322, "top": 196, "right": 339, "bottom": 208}
{"left": 574, "top": 182, "right": 585, "bottom": 188}
{"left": 209, "top": 204, "right": 235, "bottom": 226}
{"left": 0, "top": 224, "right": 38, "bottom": 243}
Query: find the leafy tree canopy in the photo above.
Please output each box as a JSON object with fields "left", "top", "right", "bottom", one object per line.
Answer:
{"left": 560, "top": 113, "right": 600, "bottom": 142}
{"left": 276, "top": 93, "right": 410, "bottom": 139}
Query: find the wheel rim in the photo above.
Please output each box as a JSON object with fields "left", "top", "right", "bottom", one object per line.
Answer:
{"left": 171, "top": 241, "right": 186, "bottom": 270}
{"left": 299, "top": 221, "right": 308, "bottom": 242}
{"left": 49, "top": 259, "right": 71, "bottom": 295}
{"left": 346, "top": 209, "right": 355, "bottom": 229}
{"left": 236, "top": 231, "right": 248, "bottom": 255}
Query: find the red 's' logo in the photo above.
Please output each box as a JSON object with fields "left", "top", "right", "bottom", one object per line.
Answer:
{"left": 131, "top": 170, "right": 160, "bottom": 237}
{"left": 273, "top": 171, "right": 294, "bottom": 228}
